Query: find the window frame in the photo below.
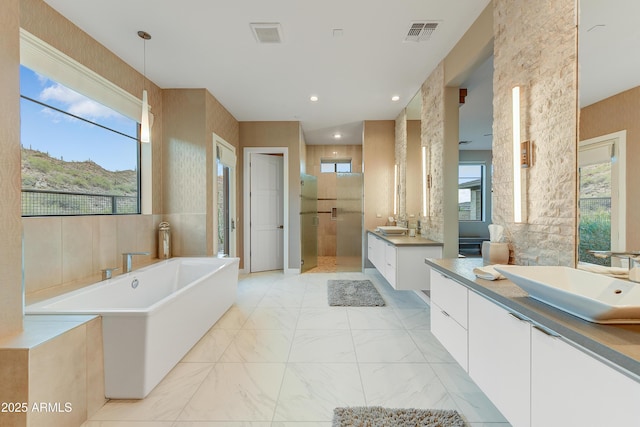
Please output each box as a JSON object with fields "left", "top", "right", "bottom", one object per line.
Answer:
{"left": 320, "top": 158, "right": 352, "bottom": 173}
{"left": 458, "top": 162, "right": 485, "bottom": 222}
{"left": 20, "top": 29, "right": 152, "bottom": 216}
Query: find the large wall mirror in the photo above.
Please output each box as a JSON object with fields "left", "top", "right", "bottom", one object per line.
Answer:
{"left": 406, "top": 90, "right": 422, "bottom": 220}
{"left": 578, "top": 0, "right": 640, "bottom": 265}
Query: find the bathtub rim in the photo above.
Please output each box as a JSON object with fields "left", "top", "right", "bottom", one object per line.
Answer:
{"left": 24, "top": 256, "right": 240, "bottom": 317}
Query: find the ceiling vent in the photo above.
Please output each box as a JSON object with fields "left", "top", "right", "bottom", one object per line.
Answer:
{"left": 250, "top": 23, "right": 283, "bottom": 43}
{"left": 404, "top": 21, "right": 439, "bottom": 42}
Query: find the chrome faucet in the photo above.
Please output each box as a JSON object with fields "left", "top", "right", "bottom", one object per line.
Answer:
{"left": 587, "top": 250, "right": 640, "bottom": 283}
{"left": 122, "top": 252, "right": 150, "bottom": 273}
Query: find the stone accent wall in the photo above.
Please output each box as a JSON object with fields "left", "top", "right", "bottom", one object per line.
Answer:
{"left": 492, "top": 0, "right": 578, "bottom": 265}
{"left": 420, "top": 62, "right": 446, "bottom": 243}
{"left": 395, "top": 109, "right": 407, "bottom": 223}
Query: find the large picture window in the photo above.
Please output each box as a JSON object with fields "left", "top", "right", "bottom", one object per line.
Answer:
{"left": 20, "top": 65, "right": 141, "bottom": 216}
{"left": 458, "top": 163, "right": 484, "bottom": 221}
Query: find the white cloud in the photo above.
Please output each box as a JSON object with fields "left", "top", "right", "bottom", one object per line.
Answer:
{"left": 39, "top": 83, "right": 121, "bottom": 121}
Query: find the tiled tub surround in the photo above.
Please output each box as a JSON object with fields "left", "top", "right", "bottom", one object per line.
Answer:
{"left": 81, "top": 270, "right": 509, "bottom": 426}
{"left": 0, "top": 315, "right": 105, "bottom": 427}
{"left": 426, "top": 258, "right": 640, "bottom": 426}
{"left": 26, "top": 257, "right": 240, "bottom": 399}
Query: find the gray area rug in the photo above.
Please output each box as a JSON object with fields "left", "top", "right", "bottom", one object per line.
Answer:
{"left": 333, "top": 407, "right": 468, "bottom": 427}
{"left": 327, "top": 280, "right": 385, "bottom": 306}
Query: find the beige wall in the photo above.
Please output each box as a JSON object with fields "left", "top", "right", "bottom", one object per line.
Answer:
{"left": 239, "top": 121, "right": 302, "bottom": 271}
{"left": 162, "top": 89, "right": 240, "bottom": 258}
{"left": 363, "top": 121, "right": 395, "bottom": 233}
{"left": 162, "top": 89, "right": 208, "bottom": 257}
{"left": 306, "top": 144, "right": 363, "bottom": 256}
{"left": 0, "top": 0, "right": 23, "bottom": 336}
{"left": 580, "top": 86, "right": 640, "bottom": 250}
{"left": 491, "top": 0, "right": 578, "bottom": 266}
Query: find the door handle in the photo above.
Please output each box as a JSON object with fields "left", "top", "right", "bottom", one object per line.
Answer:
{"left": 278, "top": 225, "right": 284, "bottom": 229}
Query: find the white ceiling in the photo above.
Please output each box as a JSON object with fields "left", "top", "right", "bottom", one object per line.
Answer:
{"left": 41, "top": 0, "right": 491, "bottom": 145}
{"left": 40, "top": 1, "right": 637, "bottom": 149}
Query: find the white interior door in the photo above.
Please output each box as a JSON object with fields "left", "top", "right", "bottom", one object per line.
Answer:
{"left": 250, "top": 153, "right": 284, "bottom": 272}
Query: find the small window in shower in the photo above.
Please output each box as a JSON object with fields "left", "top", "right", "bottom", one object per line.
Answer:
{"left": 321, "top": 158, "right": 351, "bottom": 173}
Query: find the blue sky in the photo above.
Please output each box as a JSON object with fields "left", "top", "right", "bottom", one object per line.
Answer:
{"left": 20, "top": 65, "right": 138, "bottom": 172}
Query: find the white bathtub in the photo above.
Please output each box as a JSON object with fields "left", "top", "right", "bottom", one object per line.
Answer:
{"left": 26, "top": 257, "right": 239, "bottom": 399}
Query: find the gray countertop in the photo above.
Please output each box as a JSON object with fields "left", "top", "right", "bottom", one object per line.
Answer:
{"left": 368, "top": 230, "right": 443, "bottom": 247}
{"left": 425, "top": 257, "right": 640, "bottom": 381}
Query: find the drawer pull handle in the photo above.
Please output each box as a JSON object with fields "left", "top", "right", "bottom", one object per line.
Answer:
{"left": 441, "top": 310, "right": 450, "bottom": 317}
{"left": 508, "top": 312, "right": 528, "bottom": 322}
{"left": 533, "top": 324, "right": 560, "bottom": 338}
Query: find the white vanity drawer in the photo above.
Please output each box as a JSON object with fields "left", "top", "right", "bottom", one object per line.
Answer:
{"left": 431, "top": 300, "right": 468, "bottom": 370}
{"left": 430, "top": 270, "right": 468, "bottom": 328}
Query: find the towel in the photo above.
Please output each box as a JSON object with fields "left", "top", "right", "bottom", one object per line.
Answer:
{"left": 577, "top": 263, "right": 628, "bottom": 279}
{"left": 473, "top": 264, "right": 509, "bottom": 280}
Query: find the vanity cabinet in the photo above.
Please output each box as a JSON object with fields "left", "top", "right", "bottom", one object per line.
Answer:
{"left": 530, "top": 327, "right": 640, "bottom": 427}
{"left": 367, "top": 232, "right": 442, "bottom": 290}
{"left": 468, "top": 291, "right": 531, "bottom": 427}
{"left": 430, "top": 271, "right": 468, "bottom": 370}
{"left": 431, "top": 267, "right": 640, "bottom": 427}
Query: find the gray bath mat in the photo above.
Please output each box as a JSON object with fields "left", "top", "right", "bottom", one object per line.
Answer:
{"left": 327, "top": 280, "right": 385, "bottom": 306}
{"left": 333, "top": 406, "right": 468, "bottom": 427}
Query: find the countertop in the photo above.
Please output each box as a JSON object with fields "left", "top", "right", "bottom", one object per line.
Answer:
{"left": 368, "top": 230, "right": 443, "bottom": 247}
{"left": 425, "top": 257, "right": 640, "bottom": 381}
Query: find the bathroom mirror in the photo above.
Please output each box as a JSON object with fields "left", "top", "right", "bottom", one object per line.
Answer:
{"left": 578, "top": 0, "right": 640, "bottom": 263}
{"left": 405, "top": 90, "right": 422, "bottom": 218}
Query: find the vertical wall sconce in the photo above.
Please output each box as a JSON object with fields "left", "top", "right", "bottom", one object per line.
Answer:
{"left": 512, "top": 86, "right": 522, "bottom": 223}
{"left": 138, "top": 30, "right": 152, "bottom": 143}
{"left": 421, "top": 146, "right": 427, "bottom": 217}
{"left": 393, "top": 164, "right": 398, "bottom": 216}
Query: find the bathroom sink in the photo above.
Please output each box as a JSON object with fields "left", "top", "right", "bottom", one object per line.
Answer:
{"left": 494, "top": 266, "right": 640, "bottom": 324}
{"left": 376, "top": 226, "right": 408, "bottom": 235}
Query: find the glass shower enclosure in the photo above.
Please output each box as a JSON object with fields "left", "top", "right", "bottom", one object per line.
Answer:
{"left": 336, "top": 173, "right": 364, "bottom": 272}
{"left": 300, "top": 174, "right": 318, "bottom": 273}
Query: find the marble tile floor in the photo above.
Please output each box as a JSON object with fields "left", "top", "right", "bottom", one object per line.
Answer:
{"left": 82, "top": 270, "right": 511, "bottom": 427}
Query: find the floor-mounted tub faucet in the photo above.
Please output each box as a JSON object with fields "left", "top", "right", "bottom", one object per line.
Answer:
{"left": 122, "top": 252, "right": 151, "bottom": 273}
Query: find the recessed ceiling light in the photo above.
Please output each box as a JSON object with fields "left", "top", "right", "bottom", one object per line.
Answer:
{"left": 391, "top": 95, "right": 400, "bottom": 102}
{"left": 334, "top": 133, "right": 342, "bottom": 139}
{"left": 310, "top": 95, "right": 319, "bottom": 102}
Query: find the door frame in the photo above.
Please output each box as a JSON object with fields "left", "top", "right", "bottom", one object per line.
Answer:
{"left": 579, "top": 130, "right": 627, "bottom": 253}
{"left": 243, "top": 147, "right": 289, "bottom": 274}
{"left": 213, "top": 133, "right": 237, "bottom": 257}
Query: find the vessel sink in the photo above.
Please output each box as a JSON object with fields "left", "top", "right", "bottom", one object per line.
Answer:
{"left": 494, "top": 266, "right": 640, "bottom": 324}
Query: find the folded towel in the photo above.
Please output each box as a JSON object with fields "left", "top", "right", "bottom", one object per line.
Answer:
{"left": 473, "top": 264, "right": 509, "bottom": 281}
{"left": 577, "top": 263, "right": 629, "bottom": 278}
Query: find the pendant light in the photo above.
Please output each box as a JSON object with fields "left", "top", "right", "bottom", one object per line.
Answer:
{"left": 138, "top": 30, "right": 151, "bottom": 143}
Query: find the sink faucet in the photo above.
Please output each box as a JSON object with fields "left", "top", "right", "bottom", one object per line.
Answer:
{"left": 587, "top": 250, "right": 640, "bottom": 283}
{"left": 122, "top": 252, "right": 150, "bottom": 273}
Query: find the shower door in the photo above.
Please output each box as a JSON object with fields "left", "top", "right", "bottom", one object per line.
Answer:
{"left": 300, "top": 174, "right": 318, "bottom": 272}
{"left": 336, "top": 173, "right": 363, "bottom": 272}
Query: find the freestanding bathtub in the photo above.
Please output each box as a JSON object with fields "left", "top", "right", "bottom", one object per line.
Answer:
{"left": 26, "top": 257, "right": 239, "bottom": 399}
